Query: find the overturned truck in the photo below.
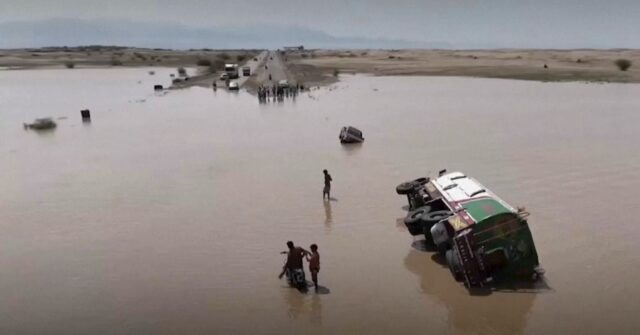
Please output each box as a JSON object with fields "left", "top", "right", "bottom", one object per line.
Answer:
{"left": 396, "top": 171, "right": 541, "bottom": 288}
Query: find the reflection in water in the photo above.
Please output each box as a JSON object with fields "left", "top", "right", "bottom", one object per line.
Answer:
{"left": 395, "top": 216, "right": 407, "bottom": 231}
{"left": 283, "top": 289, "right": 323, "bottom": 326}
{"left": 323, "top": 200, "right": 332, "bottom": 230}
{"left": 404, "top": 249, "right": 536, "bottom": 335}
{"left": 340, "top": 142, "right": 363, "bottom": 156}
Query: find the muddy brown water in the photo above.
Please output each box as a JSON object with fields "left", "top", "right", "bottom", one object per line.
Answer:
{"left": 1, "top": 69, "right": 640, "bottom": 334}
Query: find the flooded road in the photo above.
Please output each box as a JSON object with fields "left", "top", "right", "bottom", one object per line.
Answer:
{"left": 1, "top": 69, "right": 640, "bottom": 334}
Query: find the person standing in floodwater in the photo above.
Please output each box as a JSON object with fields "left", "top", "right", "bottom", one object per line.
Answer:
{"left": 306, "top": 244, "right": 320, "bottom": 291}
{"left": 323, "top": 169, "right": 332, "bottom": 200}
{"left": 279, "top": 241, "right": 309, "bottom": 279}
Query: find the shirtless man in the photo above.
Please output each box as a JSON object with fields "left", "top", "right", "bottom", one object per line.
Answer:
{"left": 278, "top": 241, "right": 309, "bottom": 280}
{"left": 323, "top": 169, "right": 332, "bottom": 200}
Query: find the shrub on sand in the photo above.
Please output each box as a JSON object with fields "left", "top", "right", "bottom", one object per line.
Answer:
{"left": 615, "top": 59, "right": 632, "bottom": 71}
{"left": 196, "top": 59, "right": 212, "bottom": 66}
{"left": 64, "top": 61, "right": 75, "bottom": 69}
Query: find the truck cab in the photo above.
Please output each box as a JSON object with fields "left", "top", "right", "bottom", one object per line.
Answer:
{"left": 224, "top": 64, "right": 239, "bottom": 79}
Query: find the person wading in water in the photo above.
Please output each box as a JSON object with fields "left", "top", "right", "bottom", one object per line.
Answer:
{"left": 278, "top": 241, "right": 309, "bottom": 281}
{"left": 306, "top": 244, "right": 320, "bottom": 292}
{"left": 323, "top": 169, "right": 333, "bottom": 200}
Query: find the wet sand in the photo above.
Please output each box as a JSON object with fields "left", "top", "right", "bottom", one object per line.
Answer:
{"left": 1, "top": 69, "right": 640, "bottom": 334}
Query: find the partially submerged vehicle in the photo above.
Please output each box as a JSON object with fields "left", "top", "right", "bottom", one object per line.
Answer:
{"left": 396, "top": 170, "right": 541, "bottom": 288}
{"left": 24, "top": 117, "right": 57, "bottom": 130}
{"left": 339, "top": 126, "right": 364, "bottom": 143}
{"left": 242, "top": 66, "right": 251, "bottom": 76}
{"left": 228, "top": 81, "right": 239, "bottom": 91}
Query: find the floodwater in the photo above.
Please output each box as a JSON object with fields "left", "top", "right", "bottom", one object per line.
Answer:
{"left": 1, "top": 68, "right": 640, "bottom": 335}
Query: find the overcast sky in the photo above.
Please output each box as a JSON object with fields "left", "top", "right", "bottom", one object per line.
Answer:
{"left": 1, "top": 0, "right": 638, "bottom": 48}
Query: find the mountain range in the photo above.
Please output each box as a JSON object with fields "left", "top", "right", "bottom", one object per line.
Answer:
{"left": 0, "top": 18, "right": 453, "bottom": 49}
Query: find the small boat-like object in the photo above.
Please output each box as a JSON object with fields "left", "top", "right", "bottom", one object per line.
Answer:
{"left": 339, "top": 126, "right": 364, "bottom": 144}
{"left": 24, "top": 117, "right": 57, "bottom": 130}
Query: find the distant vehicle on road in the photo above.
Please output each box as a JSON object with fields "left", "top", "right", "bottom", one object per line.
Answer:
{"left": 220, "top": 73, "right": 229, "bottom": 80}
{"left": 242, "top": 66, "right": 251, "bottom": 76}
{"left": 228, "top": 81, "right": 239, "bottom": 90}
{"left": 224, "top": 64, "right": 239, "bottom": 79}
{"left": 278, "top": 80, "right": 289, "bottom": 88}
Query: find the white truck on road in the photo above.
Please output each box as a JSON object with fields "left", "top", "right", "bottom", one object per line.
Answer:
{"left": 224, "top": 64, "right": 239, "bottom": 79}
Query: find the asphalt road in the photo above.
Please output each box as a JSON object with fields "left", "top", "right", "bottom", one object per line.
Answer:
{"left": 252, "top": 50, "right": 293, "bottom": 87}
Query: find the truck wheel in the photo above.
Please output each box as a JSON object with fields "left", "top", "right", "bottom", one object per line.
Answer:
{"left": 446, "top": 249, "right": 463, "bottom": 281}
{"left": 396, "top": 181, "right": 419, "bottom": 195}
{"left": 403, "top": 206, "right": 431, "bottom": 236}
{"left": 423, "top": 210, "right": 452, "bottom": 224}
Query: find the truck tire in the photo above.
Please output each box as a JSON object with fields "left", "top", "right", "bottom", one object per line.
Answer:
{"left": 403, "top": 206, "right": 432, "bottom": 236}
{"left": 423, "top": 210, "right": 452, "bottom": 224}
{"left": 446, "top": 249, "right": 463, "bottom": 281}
{"left": 396, "top": 181, "right": 419, "bottom": 195}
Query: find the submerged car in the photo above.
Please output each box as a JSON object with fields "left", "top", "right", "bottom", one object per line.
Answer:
{"left": 396, "top": 170, "right": 541, "bottom": 288}
{"left": 339, "top": 126, "right": 364, "bottom": 143}
{"left": 24, "top": 117, "right": 56, "bottom": 130}
{"left": 228, "top": 81, "right": 239, "bottom": 90}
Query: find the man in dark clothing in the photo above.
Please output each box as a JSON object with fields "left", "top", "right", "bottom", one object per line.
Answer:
{"left": 278, "top": 241, "right": 309, "bottom": 279}
{"left": 323, "top": 169, "right": 332, "bottom": 200}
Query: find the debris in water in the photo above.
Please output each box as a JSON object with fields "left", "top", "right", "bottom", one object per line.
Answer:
{"left": 23, "top": 118, "right": 56, "bottom": 130}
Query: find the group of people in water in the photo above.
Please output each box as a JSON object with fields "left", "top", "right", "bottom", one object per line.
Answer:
{"left": 257, "top": 82, "right": 304, "bottom": 103}
{"left": 279, "top": 241, "right": 321, "bottom": 292}
{"left": 278, "top": 169, "right": 332, "bottom": 292}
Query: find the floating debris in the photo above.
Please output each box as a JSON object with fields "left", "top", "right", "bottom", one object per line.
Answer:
{"left": 24, "top": 118, "right": 56, "bottom": 130}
